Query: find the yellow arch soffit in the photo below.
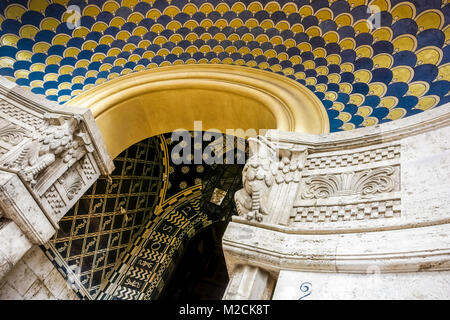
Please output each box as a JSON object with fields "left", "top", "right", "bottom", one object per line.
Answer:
{"left": 66, "top": 64, "right": 329, "bottom": 158}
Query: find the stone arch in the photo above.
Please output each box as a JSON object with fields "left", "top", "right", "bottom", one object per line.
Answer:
{"left": 66, "top": 64, "right": 329, "bottom": 159}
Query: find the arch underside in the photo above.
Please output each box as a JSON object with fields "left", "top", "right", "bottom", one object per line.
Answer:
{"left": 67, "top": 64, "right": 329, "bottom": 158}
{"left": 42, "top": 131, "right": 246, "bottom": 299}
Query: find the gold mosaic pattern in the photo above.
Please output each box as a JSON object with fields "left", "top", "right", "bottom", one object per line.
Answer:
{"left": 0, "top": 1, "right": 448, "bottom": 131}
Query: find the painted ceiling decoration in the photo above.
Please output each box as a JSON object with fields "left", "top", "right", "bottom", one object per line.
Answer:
{"left": 41, "top": 132, "right": 246, "bottom": 299}
{"left": 0, "top": 0, "right": 448, "bottom": 132}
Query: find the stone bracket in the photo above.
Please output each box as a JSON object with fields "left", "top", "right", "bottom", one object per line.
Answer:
{"left": 0, "top": 77, "right": 114, "bottom": 260}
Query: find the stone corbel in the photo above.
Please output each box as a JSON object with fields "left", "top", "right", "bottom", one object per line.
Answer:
{"left": 0, "top": 77, "right": 114, "bottom": 251}
{"left": 234, "top": 135, "right": 308, "bottom": 225}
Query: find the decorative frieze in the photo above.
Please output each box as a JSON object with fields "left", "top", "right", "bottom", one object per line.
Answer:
{"left": 303, "top": 145, "right": 400, "bottom": 171}
{"left": 291, "top": 198, "right": 401, "bottom": 223}
{"left": 42, "top": 186, "right": 65, "bottom": 219}
{"left": 292, "top": 146, "right": 402, "bottom": 225}
{"left": 59, "top": 169, "right": 84, "bottom": 201}
{"left": 234, "top": 134, "right": 402, "bottom": 226}
{"left": 80, "top": 155, "right": 96, "bottom": 181}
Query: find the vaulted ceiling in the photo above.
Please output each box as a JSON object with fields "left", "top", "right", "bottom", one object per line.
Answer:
{"left": 0, "top": 0, "right": 448, "bottom": 132}
{"left": 42, "top": 132, "right": 245, "bottom": 299}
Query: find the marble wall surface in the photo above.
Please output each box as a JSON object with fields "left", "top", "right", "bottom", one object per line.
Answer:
{"left": 223, "top": 102, "right": 450, "bottom": 300}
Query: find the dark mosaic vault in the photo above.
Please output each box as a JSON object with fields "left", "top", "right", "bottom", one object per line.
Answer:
{"left": 41, "top": 132, "right": 246, "bottom": 300}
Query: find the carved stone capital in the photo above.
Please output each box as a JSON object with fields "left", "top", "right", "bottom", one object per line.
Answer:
{"left": 0, "top": 77, "right": 114, "bottom": 251}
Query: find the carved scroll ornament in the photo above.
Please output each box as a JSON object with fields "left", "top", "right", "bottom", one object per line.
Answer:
{"left": 3, "top": 114, "right": 93, "bottom": 186}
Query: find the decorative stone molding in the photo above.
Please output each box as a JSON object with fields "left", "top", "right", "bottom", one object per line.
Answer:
{"left": 0, "top": 77, "right": 113, "bottom": 280}
{"left": 224, "top": 102, "right": 450, "bottom": 299}
{"left": 0, "top": 218, "right": 32, "bottom": 280}
{"left": 2, "top": 114, "right": 93, "bottom": 186}
{"left": 303, "top": 145, "right": 400, "bottom": 170}
{"left": 235, "top": 136, "right": 308, "bottom": 223}
{"left": 301, "top": 166, "right": 399, "bottom": 199}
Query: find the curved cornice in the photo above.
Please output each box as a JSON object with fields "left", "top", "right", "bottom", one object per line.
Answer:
{"left": 266, "top": 101, "right": 450, "bottom": 152}
{"left": 223, "top": 221, "right": 450, "bottom": 276}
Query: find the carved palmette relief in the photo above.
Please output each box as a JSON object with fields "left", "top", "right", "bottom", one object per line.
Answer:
{"left": 0, "top": 95, "right": 104, "bottom": 230}
{"left": 301, "top": 166, "right": 398, "bottom": 199}
{"left": 293, "top": 199, "right": 401, "bottom": 223}
{"left": 0, "top": 118, "right": 27, "bottom": 147}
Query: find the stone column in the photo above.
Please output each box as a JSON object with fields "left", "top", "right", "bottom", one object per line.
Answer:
{"left": 0, "top": 77, "right": 113, "bottom": 281}
{"left": 222, "top": 265, "right": 274, "bottom": 300}
{"left": 224, "top": 102, "right": 450, "bottom": 300}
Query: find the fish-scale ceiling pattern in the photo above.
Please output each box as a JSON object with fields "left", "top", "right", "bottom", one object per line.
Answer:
{"left": 0, "top": 0, "right": 449, "bottom": 131}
